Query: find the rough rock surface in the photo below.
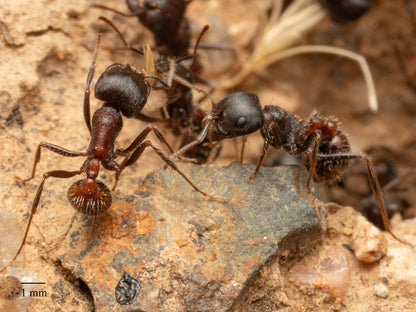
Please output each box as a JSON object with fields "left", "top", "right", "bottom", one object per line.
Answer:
{"left": 59, "top": 163, "right": 322, "bottom": 312}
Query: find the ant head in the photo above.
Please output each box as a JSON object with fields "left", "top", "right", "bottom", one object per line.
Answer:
{"left": 207, "top": 92, "right": 264, "bottom": 142}
{"left": 95, "top": 64, "right": 150, "bottom": 118}
{"left": 67, "top": 179, "right": 112, "bottom": 216}
{"left": 139, "top": 0, "right": 188, "bottom": 35}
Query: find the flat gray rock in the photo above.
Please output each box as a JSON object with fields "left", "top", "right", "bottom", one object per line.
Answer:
{"left": 59, "top": 162, "right": 323, "bottom": 312}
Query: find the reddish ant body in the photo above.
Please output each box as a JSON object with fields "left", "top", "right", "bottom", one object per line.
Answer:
{"left": 1, "top": 33, "right": 220, "bottom": 272}
{"left": 172, "top": 93, "right": 409, "bottom": 244}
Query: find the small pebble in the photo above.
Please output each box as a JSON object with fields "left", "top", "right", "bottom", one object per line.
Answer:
{"left": 343, "top": 227, "right": 353, "bottom": 236}
{"left": 115, "top": 272, "right": 141, "bottom": 305}
{"left": 374, "top": 283, "right": 388, "bottom": 298}
{"left": 350, "top": 215, "right": 387, "bottom": 263}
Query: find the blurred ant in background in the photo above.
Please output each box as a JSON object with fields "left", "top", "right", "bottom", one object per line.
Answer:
{"left": 324, "top": 146, "right": 416, "bottom": 230}
{"left": 97, "top": 15, "right": 214, "bottom": 137}
{"left": 1, "top": 32, "right": 222, "bottom": 273}
{"left": 92, "top": 0, "right": 192, "bottom": 57}
{"left": 318, "top": 0, "right": 373, "bottom": 23}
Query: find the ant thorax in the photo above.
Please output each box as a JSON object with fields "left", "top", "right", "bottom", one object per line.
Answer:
{"left": 261, "top": 105, "right": 306, "bottom": 155}
{"left": 304, "top": 114, "right": 351, "bottom": 183}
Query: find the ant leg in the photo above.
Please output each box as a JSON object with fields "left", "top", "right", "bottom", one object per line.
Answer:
{"left": 239, "top": 136, "right": 248, "bottom": 163}
{"left": 1, "top": 169, "right": 84, "bottom": 273}
{"left": 170, "top": 117, "right": 215, "bottom": 160}
{"left": 16, "top": 142, "right": 87, "bottom": 183}
{"left": 111, "top": 125, "right": 175, "bottom": 190}
{"left": 116, "top": 124, "right": 175, "bottom": 156}
{"left": 247, "top": 139, "right": 270, "bottom": 183}
{"left": 302, "top": 132, "right": 321, "bottom": 194}
{"left": 318, "top": 152, "right": 412, "bottom": 246}
{"left": 98, "top": 16, "right": 144, "bottom": 55}
{"left": 84, "top": 33, "right": 102, "bottom": 134}
{"left": 119, "top": 140, "right": 224, "bottom": 202}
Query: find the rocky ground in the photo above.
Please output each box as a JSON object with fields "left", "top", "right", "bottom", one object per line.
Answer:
{"left": 0, "top": 0, "right": 415, "bottom": 311}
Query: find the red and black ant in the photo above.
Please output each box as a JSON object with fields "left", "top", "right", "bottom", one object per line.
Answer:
{"left": 92, "top": 0, "right": 192, "bottom": 57}
{"left": 0, "top": 33, "right": 221, "bottom": 273}
{"left": 97, "top": 15, "right": 213, "bottom": 137}
{"left": 172, "top": 93, "right": 410, "bottom": 245}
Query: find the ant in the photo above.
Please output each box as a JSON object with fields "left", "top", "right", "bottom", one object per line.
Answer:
{"left": 0, "top": 33, "right": 221, "bottom": 273}
{"left": 172, "top": 93, "right": 410, "bottom": 245}
{"left": 92, "top": 0, "right": 192, "bottom": 57}
{"left": 97, "top": 15, "right": 212, "bottom": 136}
{"left": 318, "top": 0, "right": 373, "bottom": 22}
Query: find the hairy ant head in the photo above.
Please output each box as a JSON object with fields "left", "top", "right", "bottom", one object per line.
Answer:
{"left": 207, "top": 92, "right": 263, "bottom": 142}
{"left": 67, "top": 179, "right": 112, "bottom": 216}
{"left": 95, "top": 64, "right": 150, "bottom": 118}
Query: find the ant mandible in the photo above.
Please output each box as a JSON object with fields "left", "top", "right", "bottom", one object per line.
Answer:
{"left": 1, "top": 33, "right": 221, "bottom": 273}
{"left": 93, "top": 0, "right": 192, "bottom": 57}
{"left": 172, "top": 93, "right": 410, "bottom": 245}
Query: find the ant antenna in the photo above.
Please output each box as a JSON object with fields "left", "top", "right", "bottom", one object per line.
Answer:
{"left": 190, "top": 24, "right": 209, "bottom": 73}
{"left": 98, "top": 16, "right": 216, "bottom": 107}
{"left": 98, "top": 16, "right": 144, "bottom": 55}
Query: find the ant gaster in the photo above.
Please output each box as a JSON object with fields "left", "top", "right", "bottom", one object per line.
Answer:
{"left": 172, "top": 93, "right": 410, "bottom": 245}
{"left": 93, "top": 0, "right": 192, "bottom": 57}
{"left": 1, "top": 33, "right": 221, "bottom": 273}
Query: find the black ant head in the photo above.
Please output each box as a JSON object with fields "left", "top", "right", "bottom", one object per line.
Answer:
{"left": 95, "top": 64, "right": 150, "bottom": 118}
{"left": 138, "top": 0, "right": 188, "bottom": 38}
{"left": 207, "top": 92, "right": 264, "bottom": 142}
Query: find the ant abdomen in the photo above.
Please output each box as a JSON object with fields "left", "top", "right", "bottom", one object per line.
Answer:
{"left": 67, "top": 179, "right": 112, "bottom": 216}
{"left": 95, "top": 64, "right": 150, "bottom": 118}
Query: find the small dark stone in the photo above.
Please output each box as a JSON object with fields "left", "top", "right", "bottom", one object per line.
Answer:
{"left": 115, "top": 272, "right": 141, "bottom": 305}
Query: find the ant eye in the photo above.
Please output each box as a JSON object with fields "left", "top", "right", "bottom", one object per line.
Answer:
{"left": 236, "top": 117, "right": 247, "bottom": 128}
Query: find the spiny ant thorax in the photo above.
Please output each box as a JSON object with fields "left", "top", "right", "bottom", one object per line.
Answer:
{"left": 304, "top": 113, "right": 351, "bottom": 183}
{"left": 261, "top": 105, "right": 306, "bottom": 155}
